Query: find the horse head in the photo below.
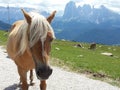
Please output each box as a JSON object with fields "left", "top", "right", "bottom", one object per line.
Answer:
{"left": 21, "top": 9, "right": 56, "bottom": 80}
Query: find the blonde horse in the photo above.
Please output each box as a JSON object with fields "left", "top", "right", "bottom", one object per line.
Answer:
{"left": 7, "top": 9, "right": 56, "bottom": 90}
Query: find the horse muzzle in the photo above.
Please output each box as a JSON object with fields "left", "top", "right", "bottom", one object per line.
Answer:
{"left": 36, "top": 65, "right": 53, "bottom": 80}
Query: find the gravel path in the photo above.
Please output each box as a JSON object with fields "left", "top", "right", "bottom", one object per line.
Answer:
{"left": 0, "top": 46, "right": 120, "bottom": 90}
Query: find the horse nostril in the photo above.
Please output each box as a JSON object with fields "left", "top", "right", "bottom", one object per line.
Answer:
{"left": 50, "top": 68, "right": 52, "bottom": 72}
{"left": 37, "top": 70, "right": 40, "bottom": 76}
{"left": 49, "top": 68, "right": 53, "bottom": 76}
{"left": 37, "top": 69, "right": 43, "bottom": 76}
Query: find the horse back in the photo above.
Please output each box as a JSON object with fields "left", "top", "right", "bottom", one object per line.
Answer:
{"left": 7, "top": 20, "right": 24, "bottom": 59}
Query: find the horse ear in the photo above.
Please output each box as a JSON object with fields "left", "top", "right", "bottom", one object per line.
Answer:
{"left": 47, "top": 10, "right": 56, "bottom": 23}
{"left": 21, "top": 9, "right": 31, "bottom": 25}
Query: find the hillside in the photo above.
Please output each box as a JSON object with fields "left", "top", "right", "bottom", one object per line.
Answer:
{"left": 0, "top": 21, "right": 11, "bottom": 30}
{"left": 0, "top": 30, "right": 8, "bottom": 45}
{"left": 0, "top": 30, "right": 120, "bottom": 86}
{"left": 0, "top": 46, "right": 119, "bottom": 90}
{"left": 51, "top": 40, "right": 120, "bottom": 86}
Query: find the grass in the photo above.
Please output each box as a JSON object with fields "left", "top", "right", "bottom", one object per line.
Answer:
{"left": 0, "top": 30, "right": 120, "bottom": 86}
{"left": 0, "top": 30, "right": 8, "bottom": 45}
{"left": 51, "top": 40, "right": 120, "bottom": 86}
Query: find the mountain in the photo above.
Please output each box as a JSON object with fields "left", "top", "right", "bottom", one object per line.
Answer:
{"left": 0, "top": 6, "right": 50, "bottom": 30}
{"left": 0, "top": 20, "right": 11, "bottom": 30}
{"left": 62, "top": 1, "right": 120, "bottom": 23}
{"left": 52, "top": 1, "right": 120, "bottom": 45}
{"left": 0, "top": 6, "right": 50, "bottom": 25}
{"left": 0, "top": 2, "right": 120, "bottom": 45}
{"left": 63, "top": 1, "right": 78, "bottom": 19}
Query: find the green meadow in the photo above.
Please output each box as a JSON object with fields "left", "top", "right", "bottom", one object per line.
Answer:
{"left": 51, "top": 40, "right": 120, "bottom": 86}
{"left": 0, "top": 30, "right": 8, "bottom": 45}
{"left": 0, "top": 30, "right": 120, "bottom": 86}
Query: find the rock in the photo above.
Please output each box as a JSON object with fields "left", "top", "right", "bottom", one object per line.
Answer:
{"left": 101, "top": 52, "right": 113, "bottom": 57}
{"left": 74, "top": 44, "right": 82, "bottom": 48}
{"left": 88, "top": 43, "right": 96, "bottom": 50}
{"left": 55, "top": 47, "right": 60, "bottom": 50}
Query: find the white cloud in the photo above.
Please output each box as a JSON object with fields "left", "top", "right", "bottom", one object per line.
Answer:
{"left": 94, "top": 0, "right": 120, "bottom": 13}
{"left": 75, "top": 0, "right": 120, "bottom": 13}
{"left": 0, "top": 0, "right": 120, "bottom": 13}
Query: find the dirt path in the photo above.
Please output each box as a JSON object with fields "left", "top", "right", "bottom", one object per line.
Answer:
{"left": 0, "top": 46, "right": 120, "bottom": 90}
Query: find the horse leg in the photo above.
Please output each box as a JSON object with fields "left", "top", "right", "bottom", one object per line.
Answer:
{"left": 40, "top": 80, "right": 46, "bottom": 90}
{"left": 29, "top": 69, "right": 34, "bottom": 86}
{"left": 17, "top": 66, "right": 28, "bottom": 90}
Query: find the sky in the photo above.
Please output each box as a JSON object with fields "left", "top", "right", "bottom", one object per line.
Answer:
{"left": 0, "top": 0, "right": 120, "bottom": 14}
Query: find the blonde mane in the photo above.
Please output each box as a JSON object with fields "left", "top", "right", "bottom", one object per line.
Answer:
{"left": 11, "top": 12, "right": 55, "bottom": 55}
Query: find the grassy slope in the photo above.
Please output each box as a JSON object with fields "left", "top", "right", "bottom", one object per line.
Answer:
{"left": 0, "top": 30, "right": 8, "bottom": 45}
{"left": 0, "top": 30, "right": 120, "bottom": 86}
{"left": 51, "top": 40, "right": 120, "bottom": 86}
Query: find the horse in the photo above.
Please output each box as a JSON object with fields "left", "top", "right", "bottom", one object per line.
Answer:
{"left": 6, "top": 9, "right": 56, "bottom": 90}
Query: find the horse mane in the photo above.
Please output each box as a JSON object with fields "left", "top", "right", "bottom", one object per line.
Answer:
{"left": 11, "top": 12, "right": 55, "bottom": 55}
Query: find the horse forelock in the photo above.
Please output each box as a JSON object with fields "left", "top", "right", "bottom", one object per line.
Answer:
{"left": 16, "top": 12, "right": 55, "bottom": 55}
{"left": 29, "top": 12, "right": 55, "bottom": 47}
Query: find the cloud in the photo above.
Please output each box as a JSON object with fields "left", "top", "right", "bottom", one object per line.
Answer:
{"left": 0, "top": 0, "right": 120, "bottom": 13}
{"left": 0, "top": 0, "right": 69, "bottom": 12}
{"left": 38, "top": 0, "right": 69, "bottom": 11}
{"left": 94, "top": 0, "right": 120, "bottom": 13}
{"left": 75, "top": 0, "right": 120, "bottom": 13}
{"left": 0, "top": 0, "right": 42, "bottom": 4}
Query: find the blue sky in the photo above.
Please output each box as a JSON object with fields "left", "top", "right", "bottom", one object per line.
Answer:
{"left": 0, "top": 0, "right": 120, "bottom": 14}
